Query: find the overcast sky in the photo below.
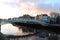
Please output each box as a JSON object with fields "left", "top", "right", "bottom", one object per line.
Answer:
{"left": 0, "top": 0, "right": 60, "bottom": 19}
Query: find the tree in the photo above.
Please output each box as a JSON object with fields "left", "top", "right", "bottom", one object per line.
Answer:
{"left": 56, "top": 16, "right": 60, "bottom": 24}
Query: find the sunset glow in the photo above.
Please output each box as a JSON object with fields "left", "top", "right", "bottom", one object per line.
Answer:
{"left": 1, "top": 23, "right": 33, "bottom": 35}
{"left": 0, "top": 0, "right": 60, "bottom": 19}
{"left": 1, "top": 23, "right": 19, "bottom": 35}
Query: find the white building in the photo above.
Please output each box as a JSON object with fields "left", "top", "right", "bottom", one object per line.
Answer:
{"left": 36, "top": 14, "right": 50, "bottom": 23}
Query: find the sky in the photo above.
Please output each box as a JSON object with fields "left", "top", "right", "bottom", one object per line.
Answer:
{"left": 0, "top": 0, "right": 60, "bottom": 19}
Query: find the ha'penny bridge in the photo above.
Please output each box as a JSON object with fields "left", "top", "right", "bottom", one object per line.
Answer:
{"left": 1, "top": 19, "right": 60, "bottom": 40}
{"left": 1, "top": 19, "right": 60, "bottom": 33}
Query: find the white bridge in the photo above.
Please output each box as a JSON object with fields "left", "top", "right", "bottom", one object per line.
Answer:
{"left": 4, "top": 18, "right": 49, "bottom": 26}
{"left": 1, "top": 18, "right": 60, "bottom": 27}
{"left": 1, "top": 18, "right": 60, "bottom": 34}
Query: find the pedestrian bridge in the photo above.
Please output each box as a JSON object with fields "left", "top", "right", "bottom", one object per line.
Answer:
{"left": 6, "top": 19, "right": 49, "bottom": 26}
{"left": 1, "top": 19, "right": 60, "bottom": 34}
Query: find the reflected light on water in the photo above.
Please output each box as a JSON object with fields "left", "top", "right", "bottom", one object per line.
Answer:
{"left": 1, "top": 23, "right": 32, "bottom": 35}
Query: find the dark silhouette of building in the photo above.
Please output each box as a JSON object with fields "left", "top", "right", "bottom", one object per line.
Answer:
{"left": 19, "top": 14, "right": 35, "bottom": 19}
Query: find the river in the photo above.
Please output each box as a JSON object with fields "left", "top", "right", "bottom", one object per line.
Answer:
{"left": 1, "top": 23, "right": 60, "bottom": 40}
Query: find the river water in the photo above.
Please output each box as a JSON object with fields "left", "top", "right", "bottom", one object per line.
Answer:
{"left": 1, "top": 23, "right": 60, "bottom": 40}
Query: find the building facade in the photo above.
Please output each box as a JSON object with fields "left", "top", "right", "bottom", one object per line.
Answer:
{"left": 36, "top": 14, "right": 50, "bottom": 23}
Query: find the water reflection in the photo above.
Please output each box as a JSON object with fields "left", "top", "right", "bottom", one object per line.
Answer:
{"left": 1, "top": 23, "right": 60, "bottom": 40}
{"left": 1, "top": 23, "right": 33, "bottom": 35}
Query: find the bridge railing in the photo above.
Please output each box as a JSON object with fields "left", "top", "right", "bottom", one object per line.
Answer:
{"left": 6, "top": 18, "right": 48, "bottom": 26}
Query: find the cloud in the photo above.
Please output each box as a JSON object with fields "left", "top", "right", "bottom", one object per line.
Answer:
{"left": 0, "top": 0, "right": 60, "bottom": 19}
{"left": 36, "top": 0, "right": 60, "bottom": 12}
{"left": 16, "top": 0, "right": 60, "bottom": 13}
{"left": 1, "top": 0, "right": 60, "bottom": 12}
{"left": 17, "top": 0, "right": 60, "bottom": 13}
